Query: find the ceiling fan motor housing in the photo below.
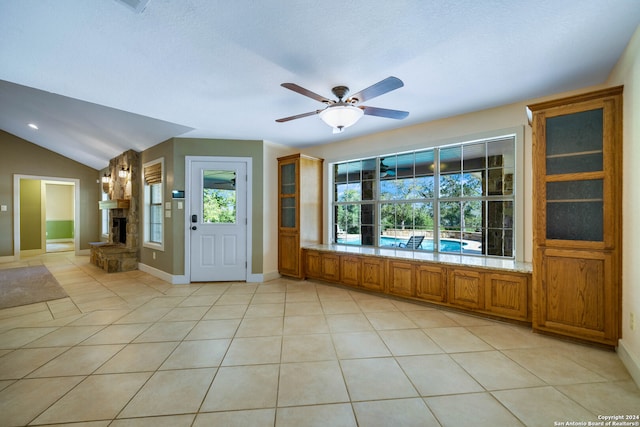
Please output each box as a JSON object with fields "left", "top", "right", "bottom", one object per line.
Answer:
{"left": 331, "top": 86, "right": 350, "bottom": 101}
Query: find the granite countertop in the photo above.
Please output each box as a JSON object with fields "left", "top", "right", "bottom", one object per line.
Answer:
{"left": 303, "top": 243, "right": 533, "bottom": 274}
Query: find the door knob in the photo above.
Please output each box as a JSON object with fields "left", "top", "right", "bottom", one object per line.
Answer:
{"left": 191, "top": 226, "right": 197, "bottom": 230}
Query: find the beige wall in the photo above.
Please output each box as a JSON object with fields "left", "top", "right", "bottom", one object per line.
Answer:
{"left": 607, "top": 24, "right": 640, "bottom": 383}
{"left": 0, "top": 131, "right": 100, "bottom": 257}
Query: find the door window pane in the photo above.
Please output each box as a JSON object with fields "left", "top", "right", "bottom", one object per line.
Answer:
{"left": 203, "top": 170, "right": 236, "bottom": 224}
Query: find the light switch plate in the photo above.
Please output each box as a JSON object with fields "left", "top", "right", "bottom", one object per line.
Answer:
{"left": 0, "top": 205, "right": 7, "bottom": 212}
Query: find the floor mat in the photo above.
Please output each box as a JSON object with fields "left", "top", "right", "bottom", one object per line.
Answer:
{"left": 0, "top": 265, "right": 69, "bottom": 309}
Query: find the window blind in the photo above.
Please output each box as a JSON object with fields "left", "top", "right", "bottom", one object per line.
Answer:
{"left": 144, "top": 162, "right": 162, "bottom": 184}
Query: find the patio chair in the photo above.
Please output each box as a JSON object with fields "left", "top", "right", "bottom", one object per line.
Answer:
{"left": 398, "top": 235, "right": 425, "bottom": 249}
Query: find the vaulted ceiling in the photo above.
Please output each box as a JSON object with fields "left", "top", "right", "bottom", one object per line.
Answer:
{"left": 1, "top": 1, "right": 638, "bottom": 169}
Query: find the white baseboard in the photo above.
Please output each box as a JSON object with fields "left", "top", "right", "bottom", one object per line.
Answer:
{"left": 247, "top": 273, "right": 264, "bottom": 283}
{"left": 139, "top": 263, "right": 274, "bottom": 285}
{"left": 138, "top": 263, "right": 189, "bottom": 285}
{"left": 618, "top": 339, "right": 640, "bottom": 388}
{"left": 0, "top": 255, "right": 16, "bottom": 263}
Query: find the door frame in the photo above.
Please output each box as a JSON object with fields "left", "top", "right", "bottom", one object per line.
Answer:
{"left": 184, "top": 156, "right": 253, "bottom": 283}
{"left": 13, "top": 174, "right": 81, "bottom": 260}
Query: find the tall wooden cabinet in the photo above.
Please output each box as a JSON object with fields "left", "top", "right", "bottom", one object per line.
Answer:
{"left": 278, "top": 154, "right": 323, "bottom": 278}
{"left": 527, "top": 86, "right": 622, "bottom": 347}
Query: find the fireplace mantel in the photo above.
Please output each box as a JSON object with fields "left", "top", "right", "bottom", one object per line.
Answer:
{"left": 98, "top": 199, "right": 130, "bottom": 210}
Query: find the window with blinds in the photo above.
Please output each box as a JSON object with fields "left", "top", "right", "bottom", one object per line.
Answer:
{"left": 143, "top": 158, "right": 164, "bottom": 250}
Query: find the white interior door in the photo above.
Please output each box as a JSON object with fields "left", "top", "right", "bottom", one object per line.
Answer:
{"left": 189, "top": 160, "right": 247, "bottom": 281}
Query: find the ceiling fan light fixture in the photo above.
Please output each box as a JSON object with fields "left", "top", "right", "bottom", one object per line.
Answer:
{"left": 319, "top": 104, "right": 364, "bottom": 132}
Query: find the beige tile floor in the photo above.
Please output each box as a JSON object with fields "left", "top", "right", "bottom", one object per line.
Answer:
{"left": 0, "top": 252, "right": 639, "bottom": 426}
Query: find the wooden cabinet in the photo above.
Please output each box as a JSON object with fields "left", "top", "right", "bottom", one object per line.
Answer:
{"left": 340, "top": 256, "right": 361, "bottom": 286}
{"left": 387, "top": 260, "right": 415, "bottom": 297}
{"left": 448, "top": 268, "right": 484, "bottom": 310}
{"left": 278, "top": 154, "right": 323, "bottom": 278}
{"left": 321, "top": 253, "right": 340, "bottom": 282}
{"left": 485, "top": 272, "right": 530, "bottom": 321}
{"left": 362, "top": 257, "right": 385, "bottom": 292}
{"left": 528, "top": 86, "right": 622, "bottom": 346}
{"left": 304, "top": 250, "right": 322, "bottom": 279}
{"left": 416, "top": 265, "right": 447, "bottom": 302}
{"left": 301, "top": 248, "right": 531, "bottom": 323}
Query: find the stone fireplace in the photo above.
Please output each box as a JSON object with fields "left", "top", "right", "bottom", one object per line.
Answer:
{"left": 90, "top": 150, "right": 140, "bottom": 273}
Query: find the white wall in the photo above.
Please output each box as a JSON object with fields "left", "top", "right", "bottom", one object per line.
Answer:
{"left": 45, "top": 183, "right": 74, "bottom": 220}
{"left": 607, "top": 24, "right": 640, "bottom": 385}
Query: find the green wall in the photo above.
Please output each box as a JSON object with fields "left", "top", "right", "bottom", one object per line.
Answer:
{"left": 46, "top": 220, "right": 74, "bottom": 239}
{"left": 19, "top": 179, "right": 41, "bottom": 250}
{"left": 0, "top": 130, "right": 100, "bottom": 257}
{"left": 139, "top": 137, "right": 264, "bottom": 276}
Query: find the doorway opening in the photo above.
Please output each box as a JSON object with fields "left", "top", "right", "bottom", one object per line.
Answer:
{"left": 13, "top": 175, "right": 80, "bottom": 258}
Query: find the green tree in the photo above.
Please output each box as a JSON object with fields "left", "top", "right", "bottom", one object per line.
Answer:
{"left": 337, "top": 189, "right": 361, "bottom": 234}
{"left": 203, "top": 189, "right": 236, "bottom": 223}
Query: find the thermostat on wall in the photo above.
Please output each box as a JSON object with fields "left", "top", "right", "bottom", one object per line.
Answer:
{"left": 172, "top": 190, "right": 184, "bottom": 199}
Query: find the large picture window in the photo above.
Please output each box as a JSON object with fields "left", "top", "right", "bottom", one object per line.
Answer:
{"left": 333, "top": 136, "right": 515, "bottom": 258}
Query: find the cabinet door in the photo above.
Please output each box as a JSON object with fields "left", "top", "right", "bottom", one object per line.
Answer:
{"left": 416, "top": 265, "right": 446, "bottom": 302}
{"left": 321, "top": 253, "right": 340, "bottom": 282}
{"left": 279, "top": 232, "right": 300, "bottom": 277}
{"left": 340, "top": 256, "right": 361, "bottom": 286}
{"left": 388, "top": 261, "right": 415, "bottom": 297}
{"left": 534, "top": 248, "right": 618, "bottom": 345}
{"left": 485, "top": 272, "right": 529, "bottom": 320}
{"left": 279, "top": 160, "right": 297, "bottom": 229}
{"left": 362, "top": 257, "right": 385, "bottom": 292}
{"left": 448, "top": 268, "right": 484, "bottom": 310}
{"left": 304, "top": 250, "right": 321, "bottom": 279}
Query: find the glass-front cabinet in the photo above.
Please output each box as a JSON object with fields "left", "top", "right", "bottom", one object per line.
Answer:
{"left": 528, "top": 86, "right": 622, "bottom": 347}
{"left": 277, "top": 154, "right": 323, "bottom": 278}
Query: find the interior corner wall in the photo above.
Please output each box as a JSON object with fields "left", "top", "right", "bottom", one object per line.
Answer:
{"left": 606, "top": 24, "right": 640, "bottom": 384}
{"left": 140, "top": 137, "right": 264, "bottom": 277}
{"left": 0, "top": 130, "right": 100, "bottom": 257}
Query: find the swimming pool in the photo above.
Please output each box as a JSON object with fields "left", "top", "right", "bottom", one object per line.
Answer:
{"left": 337, "top": 236, "right": 470, "bottom": 252}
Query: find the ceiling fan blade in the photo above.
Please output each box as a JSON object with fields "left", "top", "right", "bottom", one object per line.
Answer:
{"left": 281, "top": 83, "right": 331, "bottom": 104}
{"left": 348, "top": 76, "right": 404, "bottom": 103}
{"left": 275, "top": 110, "right": 321, "bottom": 123}
{"left": 361, "top": 106, "right": 409, "bottom": 120}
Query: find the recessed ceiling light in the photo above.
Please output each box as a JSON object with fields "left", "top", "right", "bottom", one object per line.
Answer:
{"left": 28, "top": 123, "right": 39, "bottom": 130}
